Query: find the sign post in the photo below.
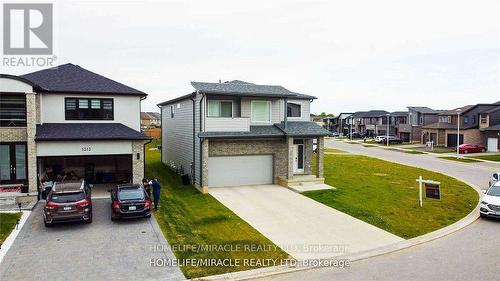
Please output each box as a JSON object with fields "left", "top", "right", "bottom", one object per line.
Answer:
{"left": 416, "top": 176, "right": 441, "bottom": 207}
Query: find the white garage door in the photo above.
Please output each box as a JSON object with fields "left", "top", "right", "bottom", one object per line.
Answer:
{"left": 208, "top": 155, "right": 273, "bottom": 187}
{"left": 488, "top": 138, "right": 498, "bottom": 152}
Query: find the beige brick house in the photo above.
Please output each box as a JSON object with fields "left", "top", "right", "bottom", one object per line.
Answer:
{"left": 0, "top": 64, "right": 149, "bottom": 193}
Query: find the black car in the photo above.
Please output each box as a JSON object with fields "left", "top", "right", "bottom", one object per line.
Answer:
{"left": 110, "top": 184, "right": 151, "bottom": 220}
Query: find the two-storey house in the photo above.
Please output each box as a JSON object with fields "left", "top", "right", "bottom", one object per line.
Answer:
{"left": 0, "top": 64, "right": 149, "bottom": 193}
{"left": 391, "top": 111, "right": 410, "bottom": 142}
{"left": 324, "top": 113, "right": 352, "bottom": 136}
{"left": 407, "top": 106, "right": 441, "bottom": 143}
{"left": 422, "top": 102, "right": 500, "bottom": 150}
{"left": 158, "top": 80, "right": 331, "bottom": 193}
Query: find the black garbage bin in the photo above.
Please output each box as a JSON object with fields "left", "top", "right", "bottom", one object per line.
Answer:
{"left": 181, "top": 174, "right": 191, "bottom": 185}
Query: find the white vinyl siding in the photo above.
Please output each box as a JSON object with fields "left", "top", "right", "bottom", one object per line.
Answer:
{"left": 286, "top": 99, "right": 310, "bottom": 121}
{"left": 251, "top": 100, "right": 271, "bottom": 124}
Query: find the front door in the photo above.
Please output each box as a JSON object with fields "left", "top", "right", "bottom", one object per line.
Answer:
{"left": 293, "top": 142, "right": 304, "bottom": 173}
{"left": 0, "top": 143, "right": 27, "bottom": 184}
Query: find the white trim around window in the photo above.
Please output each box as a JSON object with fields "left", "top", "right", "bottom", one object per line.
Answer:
{"left": 207, "top": 100, "right": 233, "bottom": 118}
{"left": 251, "top": 100, "right": 272, "bottom": 124}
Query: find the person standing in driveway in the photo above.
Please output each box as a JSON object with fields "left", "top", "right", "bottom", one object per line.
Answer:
{"left": 151, "top": 177, "right": 161, "bottom": 211}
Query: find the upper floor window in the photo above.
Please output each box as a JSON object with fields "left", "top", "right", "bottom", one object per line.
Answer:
{"left": 463, "top": 116, "right": 469, "bottom": 124}
{"left": 480, "top": 114, "right": 488, "bottom": 124}
{"left": 287, "top": 103, "right": 301, "bottom": 118}
{"left": 65, "top": 97, "right": 113, "bottom": 120}
{"left": 251, "top": 100, "right": 271, "bottom": 123}
{"left": 207, "top": 100, "right": 232, "bottom": 117}
{"left": 439, "top": 116, "right": 451, "bottom": 123}
{"left": 0, "top": 94, "right": 26, "bottom": 127}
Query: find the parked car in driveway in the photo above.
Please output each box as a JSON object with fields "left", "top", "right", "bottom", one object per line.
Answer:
{"left": 110, "top": 184, "right": 152, "bottom": 220}
{"left": 489, "top": 172, "right": 500, "bottom": 187}
{"left": 43, "top": 180, "right": 92, "bottom": 227}
{"left": 374, "top": 136, "right": 387, "bottom": 142}
{"left": 480, "top": 181, "right": 500, "bottom": 219}
{"left": 458, "top": 144, "right": 486, "bottom": 154}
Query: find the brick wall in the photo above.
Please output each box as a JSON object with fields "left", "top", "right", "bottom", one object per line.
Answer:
{"left": 0, "top": 128, "right": 27, "bottom": 141}
{"left": 208, "top": 139, "right": 289, "bottom": 183}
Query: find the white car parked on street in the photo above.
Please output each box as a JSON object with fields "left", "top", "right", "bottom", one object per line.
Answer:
{"left": 489, "top": 172, "right": 500, "bottom": 187}
{"left": 480, "top": 181, "right": 500, "bottom": 219}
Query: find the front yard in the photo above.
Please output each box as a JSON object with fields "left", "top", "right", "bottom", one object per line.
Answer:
{"left": 0, "top": 212, "right": 21, "bottom": 245}
{"left": 438, "top": 156, "right": 482, "bottom": 163}
{"left": 309, "top": 154, "right": 478, "bottom": 239}
{"left": 466, "top": 154, "right": 500, "bottom": 162}
{"left": 145, "top": 141, "right": 288, "bottom": 279}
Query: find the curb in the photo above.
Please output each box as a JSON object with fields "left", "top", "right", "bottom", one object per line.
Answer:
{"left": 0, "top": 211, "right": 31, "bottom": 264}
{"left": 194, "top": 145, "right": 482, "bottom": 281}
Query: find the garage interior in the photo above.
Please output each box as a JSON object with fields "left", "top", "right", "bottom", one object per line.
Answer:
{"left": 37, "top": 154, "right": 132, "bottom": 198}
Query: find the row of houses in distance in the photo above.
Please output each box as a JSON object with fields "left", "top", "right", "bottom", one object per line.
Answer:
{"left": 324, "top": 101, "right": 500, "bottom": 152}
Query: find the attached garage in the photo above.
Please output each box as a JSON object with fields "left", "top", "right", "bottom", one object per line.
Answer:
{"left": 487, "top": 138, "right": 499, "bottom": 152}
{"left": 208, "top": 155, "right": 273, "bottom": 187}
{"left": 446, "top": 134, "right": 464, "bottom": 148}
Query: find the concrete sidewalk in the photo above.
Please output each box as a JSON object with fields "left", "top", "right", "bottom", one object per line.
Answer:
{"left": 209, "top": 185, "right": 403, "bottom": 260}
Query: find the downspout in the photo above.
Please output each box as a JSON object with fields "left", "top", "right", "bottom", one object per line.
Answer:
{"left": 190, "top": 96, "right": 196, "bottom": 183}
{"left": 284, "top": 98, "right": 288, "bottom": 130}
{"left": 140, "top": 95, "right": 150, "bottom": 180}
{"left": 157, "top": 104, "right": 163, "bottom": 163}
{"left": 198, "top": 92, "right": 205, "bottom": 187}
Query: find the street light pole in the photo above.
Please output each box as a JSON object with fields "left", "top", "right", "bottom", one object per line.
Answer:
{"left": 386, "top": 113, "right": 390, "bottom": 147}
{"left": 456, "top": 109, "right": 461, "bottom": 158}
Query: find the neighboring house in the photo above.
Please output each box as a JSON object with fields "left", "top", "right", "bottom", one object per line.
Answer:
{"left": 407, "top": 106, "right": 441, "bottom": 143}
{"left": 0, "top": 63, "right": 149, "bottom": 192}
{"left": 391, "top": 111, "right": 410, "bottom": 142}
{"left": 140, "top": 111, "right": 161, "bottom": 129}
{"left": 350, "top": 110, "right": 390, "bottom": 138}
{"left": 310, "top": 115, "right": 325, "bottom": 127}
{"left": 158, "top": 80, "right": 331, "bottom": 193}
{"left": 422, "top": 102, "right": 500, "bottom": 150}
{"left": 325, "top": 113, "right": 352, "bottom": 135}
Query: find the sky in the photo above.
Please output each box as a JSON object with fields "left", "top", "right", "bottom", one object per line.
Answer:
{"left": 2, "top": 0, "right": 500, "bottom": 114}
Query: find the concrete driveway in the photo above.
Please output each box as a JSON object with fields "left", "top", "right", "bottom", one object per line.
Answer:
{"left": 258, "top": 139, "right": 500, "bottom": 280}
{"left": 209, "top": 185, "right": 403, "bottom": 260}
{"left": 0, "top": 199, "right": 184, "bottom": 281}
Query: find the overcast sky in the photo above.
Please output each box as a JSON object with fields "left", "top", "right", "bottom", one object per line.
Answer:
{"left": 3, "top": 0, "right": 500, "bottom": 114}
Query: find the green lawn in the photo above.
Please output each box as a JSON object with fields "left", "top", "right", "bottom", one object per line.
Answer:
{"left": 438, "top": 156, "right": 482, "bottom": 163}
{"left": 428, "top": 149, "right": 456, "bottom": 154}
{"left": 309, "top": 154, "right": 478, "bottom": 239}
{"left": 467, "top": 154, "right": 500, "bottom": 162}
{"left": 324, "top": 148, "right": 347, "bottom": 153}
{"left": 0, "top": 212, "right": 22, "bottom": 245}
{"left": 145, "top": 141, "right": 288, "bottom": 278}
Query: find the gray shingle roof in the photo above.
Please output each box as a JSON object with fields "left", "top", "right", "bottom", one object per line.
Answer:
{"left": 198, "top": 121, "right": 331, "bottom": 138}
{"left": 483, "top": 124, "right": 500, "bottom": 131}
{"left": 36, "top": 123, "right": 150, "bottom": 141}
{"left": 275, "top": 121, "right": 332, "bottom": 137}
{"left": 198, "top": 125, "right": 284, "bottom": 138}
{"left": 407, "top": 107, "right": 440, "bottom": 114}
{"left": 190, "top": 80, "right": 316, "bottom": 99}
{"left": 21, "top": 63, "right": 146, "bottom": 96}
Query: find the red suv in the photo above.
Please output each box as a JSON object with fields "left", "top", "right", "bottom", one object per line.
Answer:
{"left": 43, "top": 180, "right": 92, "bottom": 227}
{"left": 458, "top": 144, "right": 487, "bottom": 154}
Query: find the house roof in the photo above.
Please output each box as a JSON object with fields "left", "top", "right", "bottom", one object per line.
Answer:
{"left": 439, "top": 105, "right": 475, "bottom": 115}
{"left": 199, "top": 121, "right": 331, "bottom": 138}
{"left": 36, "top": 123, "right": 150, "bottom": 141}
{"left": 198, "top": 125, "right": 284, "bottom": 138}
{"left": 141, "top": 112, "right": 160, "bottom": 120}
{"left": 483, "top": 124, "right": 500, "bottom": 131}
{"left": 407, "top": 107, "right": 440, "bottom": 114}
{"left": 21, "top": 63, "right": 146, "bottom": 96}
{"left": 391, "top": 111, "right": 408, "bottom": 116}
{"left": 191, "top": 80, "right": 316, "bottom": 99}
{"left": 275, "top": 121, "right": 331, "bottom": 137}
